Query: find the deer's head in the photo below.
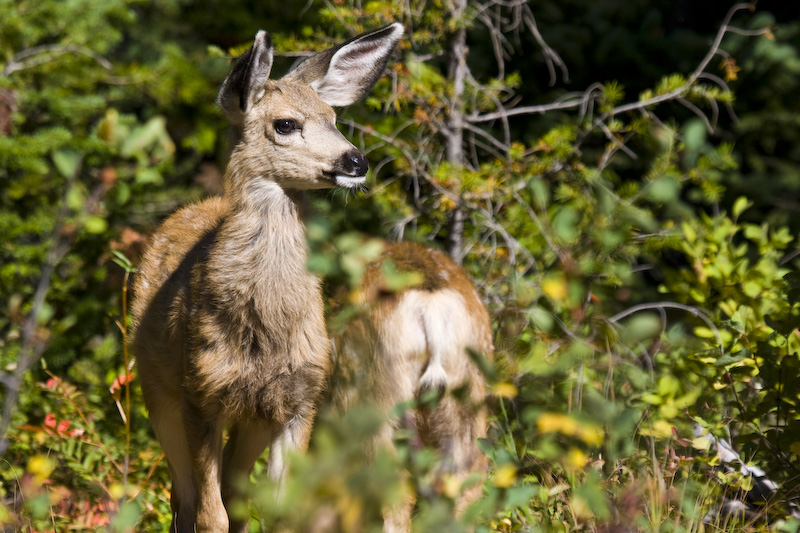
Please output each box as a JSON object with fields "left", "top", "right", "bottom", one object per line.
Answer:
{"left": 218, "top": 24, "right": 403, "bottom": 192}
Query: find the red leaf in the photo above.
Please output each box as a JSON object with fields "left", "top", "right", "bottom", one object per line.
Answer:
{"left": 56, "top": 420, "right": 71, "bottom": 435}
{"left": 110, "top": 371, "right": 134, "bottom": 393}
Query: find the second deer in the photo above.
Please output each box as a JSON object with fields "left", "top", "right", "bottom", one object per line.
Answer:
{"left": 330, "top": 241, "right": 494, "bottom": 532}
{"left": 131, "top": 24, "right": 403, "bottom": 533}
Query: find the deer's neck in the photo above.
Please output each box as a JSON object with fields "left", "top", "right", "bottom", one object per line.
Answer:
{"left": 202, "top": 177, "right": 327, "bottom": 381}
{"left": 209, "top": 179, "right": 316, "bottom": 312}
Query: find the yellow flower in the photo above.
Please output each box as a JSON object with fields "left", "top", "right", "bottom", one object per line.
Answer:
{"left": 492, "top": 382, "right": 518, "bottom": 399}
{"left": 537, "top": 413, "right": 604, "bottom": 446}
{"left": 542, "top": 276, "right": 568, "bottom": 301}
{"left": 565, "top": 447, "right": 588, "bottom": 470}
{"left": 27, "top": 455, "right": 56, "bottom": 485}
{"left": 493, "top": 464, "right": 517, "bottom": 488}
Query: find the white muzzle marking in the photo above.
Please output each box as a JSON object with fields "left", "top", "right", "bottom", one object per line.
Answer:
{"left": 334, "top": 175, "right": 366, "bottom": 188}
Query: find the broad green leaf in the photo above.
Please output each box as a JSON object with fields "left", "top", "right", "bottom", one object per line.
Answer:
{"left": 52, "top": 149, "right": 81, "bottom": 178}
{"left": 732, "top": 196, "right": 753, "bottom": 218}
{"left": 552, "top": 206, "right": 580, "bottom": 243}
{"left": 621, "top": 313, "right": 662, "bottom": 345}
{"left": 647, "top": 176, "right": 679, "bottom": 203}
{"left": 692, "top": 436, "right": 712, "bottom": 451}
{"left": 83, "top": 215, "right": 108, "bottom": 234}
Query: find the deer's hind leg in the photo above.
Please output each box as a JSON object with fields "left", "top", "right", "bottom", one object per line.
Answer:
{"left": 222, "top": 419, "right": 273, "bottom": 533}
{"left": 418, "top": 385, "right": 488, "bottom": 521}
{"left": 372, "top": 423, "right": 415, "bottom": 533}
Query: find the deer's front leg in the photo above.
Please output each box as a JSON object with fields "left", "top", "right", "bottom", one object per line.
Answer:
{"left": 185, "top": 402, "right": 227, "bottom": 533}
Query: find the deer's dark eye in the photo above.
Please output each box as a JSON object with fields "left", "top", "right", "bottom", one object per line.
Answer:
{"left": 274, "top": 119, "right": 299, "bottom": 135}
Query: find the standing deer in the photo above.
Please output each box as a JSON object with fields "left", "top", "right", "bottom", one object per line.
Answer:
{"left": 330, "top": 241, "right": 494, "bottom": 532}
{"left": 131, "top": 24, "right": 403, "bottom": 533}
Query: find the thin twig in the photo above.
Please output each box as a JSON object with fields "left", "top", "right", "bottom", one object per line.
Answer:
{"left": 467, "top": 2, "right": 767, "bottom": 133}
{"left": 4, "top": 43, "right": 113, "bottom": 76}
{"left": 608, "top": 301, "right": 725, "bottom": 356}
{"left": 521, "top": 3, "right": 569, "bottom": 85}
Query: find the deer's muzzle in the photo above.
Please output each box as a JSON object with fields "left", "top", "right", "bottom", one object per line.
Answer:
{"left": 327, "top": 149, "right": 369, "bottom": 188}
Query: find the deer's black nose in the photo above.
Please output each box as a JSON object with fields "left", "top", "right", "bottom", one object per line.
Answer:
{"left": 336, "top": 149, "right": 368, "bottom": 177}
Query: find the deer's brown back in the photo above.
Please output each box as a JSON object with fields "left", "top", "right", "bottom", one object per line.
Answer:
{"left": 331, "top": 242, "right": 493, "bottom": 412}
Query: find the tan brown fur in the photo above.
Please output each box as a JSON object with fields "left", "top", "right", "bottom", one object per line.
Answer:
{"left": 331, "top": 242, "right": 494, "bottom": 532}
{"left": 131, "top": 25, "right": 403, "bottom": 533}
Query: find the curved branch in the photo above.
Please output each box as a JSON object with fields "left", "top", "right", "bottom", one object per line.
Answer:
{"left": 467, "top": 3, "right": 767, "bottom": 131}
{"left": 468, "top": 96, "right": 586, "bottom": 123}
{"left": 678, "top": 97, "right": 714, "bottom": 133}
{"left": 4, "top": 43, "right": 113, "bottom": 76}
{"left": 608, "top": 301, "right": 725, "bottom": 356}
{"left": 521, "top": 3, "right": 570, "bottom": 85}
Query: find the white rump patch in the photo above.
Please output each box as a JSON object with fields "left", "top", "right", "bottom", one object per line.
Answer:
{"left": 388, "top": 289, "right": 481, "bottom": 394}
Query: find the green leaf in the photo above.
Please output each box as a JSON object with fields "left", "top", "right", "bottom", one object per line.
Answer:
{"left": 306, "top": 253, "right": 335, "bottom": 276}
{"left": 621, "top": 313, "right": 662, "bottom": 345}
{"left": 380, "top": 261, "right": 424, "bottom": 292}
{"left": 683, "top": 118, "right": 707, "bottom": 166}
{"left": 552, "top": 206, "right": 580, "bottom": 243}
{"left": 732, "top": 196, "right": 753, "bottom": 218}
{"left": 713, "top": 352, "right": 747, "bottom": 367}
{"left": 83, "top": 215, "right": 108, "bottom": 234}
{"left": 527, "top": 177, "right": 549, "bottom": 209}
{"left": 692, "top": 436, "right": 712, "bottom": 451}
{"left": 111, "top": 250, "right": 136, "bottom": 273}
{"left": 657, "top": 375, "right": 681, "bottom": 397}
{"left": 742, "top": 281, "right": 762, "bottom": 298}
{"left": 52, "top": 149, "right": 82, "bottom": 178}
{"left": 572, "top": 471, "right": 610, "bottom": 520}
{"left": 682, "top": 221, "right": 697, "bottom": 244}
{"left": 647, "top": 176, "right": 679, "bottom": 203}
{"left": 135, "top": 168, "right": 163, "bottom": 185}
{"left": 528, "top": 307, "right": 554, "bottom": 333}
{"left": 503, "top": 485, "right": 537, "bottom": 509}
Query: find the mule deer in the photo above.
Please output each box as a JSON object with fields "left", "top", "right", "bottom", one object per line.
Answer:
{"left": 330, "top": 241, "right": 494, "bottom": 532}
{"left": 131, "top": 24, "right": 403, "bottom": 533}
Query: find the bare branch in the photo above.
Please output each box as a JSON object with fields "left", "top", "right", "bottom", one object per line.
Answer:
{"left": 463, "top": 120, "right": 510, "bottom": 154}
{"left": 596, "top": 121, "right": 638, "bottom": 160}
{"left": 678, "top": 97, "right": 714, "bottom": 133}
{"left": 468, "top": 96, "right": 586, "bottom": 123}
{"left": 605, "top": 3, "right": 766, "bottom": 119}
{"left": 579, "top": 83, "right": 605, "bottom": 122}
{"left": 4, "top": 43, "right": 113, "bottom": 76}
{"left": 521, "top": 3, "right": 569, "bottom": 86}
{"left": 467, "top": 2, "right": 767, "bottom": 137}
{"left": 475, "top": 11, "right": 510, "bottom": 79}
{"left": 511, "top": 189, "right": 566, "bottom": 267}
{"left": 697, "top": 71, "right": 733, "bottom": 93}
{"left": 608, "top": 301, "right": 725, "bottom": 356}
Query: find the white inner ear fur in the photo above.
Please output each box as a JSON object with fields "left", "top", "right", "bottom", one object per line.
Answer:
{"left": 311, "top": 24, "right": 403, "bottom": 107}
{"left": 252, "top": 87, "right": 266, "bottom": 104}
{"left": 251, "top": 54, "right": 272, "bottom": 102}
{"left": 247, "top": 33, "right": 274, "bottom": 109}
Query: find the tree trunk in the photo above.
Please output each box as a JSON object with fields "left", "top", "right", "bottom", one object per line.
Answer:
{"left": 445, "top": 0, "right": 468, "bottom": 264}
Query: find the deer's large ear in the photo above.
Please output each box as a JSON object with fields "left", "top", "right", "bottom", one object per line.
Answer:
{"left": 217, "top": 30, "right": 274, "bottom": 126}
{"left": 283, "top": 23, "right": 403, "bottom": 107}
